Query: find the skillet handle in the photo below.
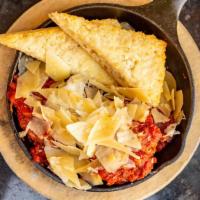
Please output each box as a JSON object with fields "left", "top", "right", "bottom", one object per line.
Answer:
{"left": 131, "top": 0, "right": 187, "bottom": 45}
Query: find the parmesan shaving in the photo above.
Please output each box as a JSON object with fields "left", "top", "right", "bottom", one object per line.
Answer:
{"left": 46, "top": 47, "right": 71, "bottom": 81}
{"left": 165, "top": 71, "right": 177, "bottom": 91}
{"left": 52, "top": 125, "right": 76, "bottom": 146}
{"left": 127, "top": 103, "right": 138, "bottom": 119}
{"left": 95, "top": 146, "right": 129, "bottom": 173}
{"left": 117, "top": 130, "right": 141, "bottom": 149}
{"left": 26, "top": 117, "right": 50, "bottom": 138}
{"left": 65, "top": 74, "right": 87, "bottom": 97}
{"left": 25, "top": 60, "right": 41, "bottom": 74}
{"left": 80, "top": 172, "right": 103, "bottom": 186}
{"left": 163, "top": 81, "right": 171, "bottom": 101}
{"left": 66, "top": 122, "right": 90, "bottom": 144}
{"left": 134, "top": 103, "right": 150, "bottom": 122}
{"left": 151, "top": 108, "right": 169, "bottom": 123}
{"left": 171, "top": 89, "right": 175, "bottom": 111}
{"left": 52, "top": 141, "right": 82, "bottom": 156}
{"left": 174, "top": 90, "right": 183, "bottom": 120}
{"left": 158, "top": 103, "right": 171, "bottom": 117}
{"left": 115, "top": 87, "right": 148, "bottom": 102}
{"left": 97, "top": 139, "right": 140, "bottom": 159}
{"left": 114, "top": 96, "right": 124, "bottom": 109}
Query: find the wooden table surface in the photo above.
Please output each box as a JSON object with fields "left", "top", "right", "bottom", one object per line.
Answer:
{"left": 0, "top": 0, "right": 199, "bottom": 200}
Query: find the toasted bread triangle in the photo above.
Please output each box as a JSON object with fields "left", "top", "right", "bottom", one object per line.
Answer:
{"left": 50, "top": 12, "right": 167, "bottom": 106}
{"left": 0, "top": 28, "right": 59, "bottom": 61}
{"left": 0, "top": 27, "right": 115, "bottom": 85}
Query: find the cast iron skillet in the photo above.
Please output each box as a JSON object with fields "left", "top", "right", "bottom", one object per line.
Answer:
{"left": 7, "top": 0, "right": 194, "bottom": 192}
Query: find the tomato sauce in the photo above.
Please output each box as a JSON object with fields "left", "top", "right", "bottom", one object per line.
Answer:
{"left": 98, "top": 116, "right": 163, "bottom": 185}
{"left": 7, "top": 77, "right": 54, "bottom": 166}
{"left": 8, "top": 76, "right": 174, "bottom": 186}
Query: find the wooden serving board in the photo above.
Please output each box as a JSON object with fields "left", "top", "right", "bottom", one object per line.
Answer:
{"left": 0, "top": 0, "right": 199, "bottom": 200}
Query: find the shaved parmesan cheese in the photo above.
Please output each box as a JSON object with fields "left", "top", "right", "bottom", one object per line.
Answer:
{"left": 174, "top": 90, "right": 183, "bottom": 120}
{"left": 52, "top": 141, "right": 81, "bottom": 156}
{"left": 151, "top": 108, "right": 169, "bottom": 123}
{"left": 40, "top": 105, "right": 57, "bottom": 122}
{"left": 165, "top": 71, "right": 177, "bottom": 91}
{"left": 95, "top": 146, "right": 129, "bottom": 172}
{"left": 176, "top": 110, "right": 185, "bottom": 124}
{"left": 24, "top": 95, "right": 40, "bottom": 108}
{"left": 66, "top": 122, "right": 90, "bottom": 144}
{"left": 46, "top": 47, "right": 71, "bottom": 81}
{"left": 85, "top": 113, "right": 120, "bottom": 157}
{"left": 52, "top": 124, "right": 76, "bottom": 146}
{"left": 15, "top": 64, "right": 48, "bottom": 98}
{"left": 97, "top": 139, "right": 139, "bottom": 159}
{"left": 74, "top": 158, "right": 90, "bottom": 170}
{"left": 77, "top": 179, "right": 91, "bottom": 190}
{"left": 46, "top": 91, "right": 66, "bottom": 110}
{"left": 164, "top": 123, "right": 179, "bottom": 137}
{"left": 24, "top": 95, "right": 41, "bottom": 115}
{"left": 159, "top": 92, "right": 169, "bottom": 104}
{"left": 46, "top": 152, "right": 93, "bottom": 190}
{"left": 85, "top": 143, "right": 96, "bottom": 157}
{"left": 65, "top": 74, "right": 87, "bottom": 97}
{"left": 77, "top": 98, "right": 97, "bottom": 117}
{"left": 171, "top": 89, "right": 175, "bottom": 111}
{"left": 75, "top": 162, "right": 91, "bottom": 173}
{"left": 37, "top": 63, "right": 49, "bottom": 88}
{"left": 158, "top": 103, "right": 171, "bottom": 117}
{"left": 44, "top": 146, "right": 66, "bottom": 158}
{"left": 89, "top": 79, "right": 115, "bottom": 94}
{"left": 85, "top": 107, "right": 109, "bottom": 124}
{"left": 87, "top": 114, "right": 120, "bottom": 145}
{"left": 103, "top": 101, "right": 116, "bottom": 115}
{"left": 75, "top": 160, "right": 100, "bottom": 173}
{"left": 26, "top": 117, "right": 50, "bottom": 138}
{"left": 15, "top": 70, "right": 40, "bottom": 98}
{"left": 48, "top": 155, "right": 80, "bottom": 186}
{"left": 127, "top": 104, "right": 138, "bottom": 119}
{"left": 134, "top": 104, "right": 149, "bottom": 122}
{"left": 163, "top": 81, "right": 171, "bottom": 101}
{"left": 114, "top": 96, "right": 124, "bottom": 109}
{"left": 26, "top": 60, "right": 41, "bottom": 74}
{"left": 80, "top": 172, "right": 103, "bottom": 186}
{"left": 117, "top": 130, "right": 141, "bottom": 149}
{"left": 48, "top": 153, "right": 91, "bottom": 190}
{"left": 93, "top": 91, "right": 102, "bottom": 107}
{"left": 115, "top": 87, "right": 148, "bottom": 102}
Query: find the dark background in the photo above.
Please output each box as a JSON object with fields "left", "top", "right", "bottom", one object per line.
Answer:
{"left": 0, "top": 0, "right": 199, "bottom": 199}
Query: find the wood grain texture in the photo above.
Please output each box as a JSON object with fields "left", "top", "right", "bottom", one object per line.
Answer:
{"left": 0, "top": 0, "right": 199, "bottom": 200}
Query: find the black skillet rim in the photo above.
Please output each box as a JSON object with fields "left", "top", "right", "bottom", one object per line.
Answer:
{"left": 6, "top": 3, "right": 195, "bottom": 192}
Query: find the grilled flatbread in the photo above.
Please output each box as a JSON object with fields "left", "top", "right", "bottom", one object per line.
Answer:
{"left": 0, "top": 27, "right": 115, "bottom": 85}
{"left": 50, "top": 13, "right": 167, "bottom": 106}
